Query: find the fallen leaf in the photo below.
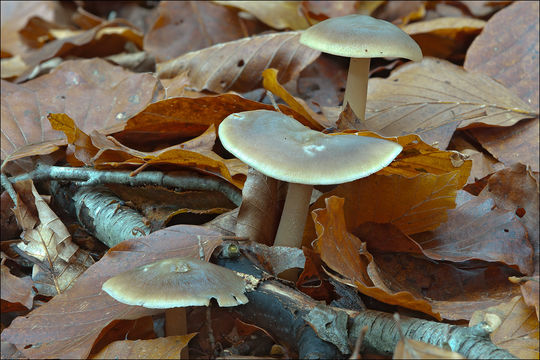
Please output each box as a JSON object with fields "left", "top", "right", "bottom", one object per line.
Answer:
{"left": 0, "top": 264, "right": 34, "bottom": 310}
{"left": 469, "top": 296, "right": 539, "bottom": 359}
{"left": 91, "top": 334, "right": 197, "bottom": 360}
{"left": 372, "top": 1, "right": 426, "bottom": 25}
{"left": 214, "top": 1, "right": 311, "bottom": 30}
{"left": 262, "top": 68, "right": 325, "bottom": 130}
{"left": 18, "top": 16, "right": 77, "bottom": 49}
{"left": 304, "top": 1, "right": 365, "bottom": 19}
{"left": 1, "top": 58, "right": 163, "bottom": 172}
{"left": 157, "top": 31, "right": 320, "bottom": 93}
{"left": 511, "top": 276, "right": 540, "bottom": 320}
{"left": 304, "top": 169, "right": 462, "bottom": 247}
{"left": 413, "top": 194, "right": 533, "bottom": 275}
{"left": 0, "top": 1, "right": 58, "bottom": 57}
{"left": 468, "top": 117, "right": 539, "bottom": 172}
{"left": 16, "top": 19, "right": 144, "bottom": 82}
{"left": 12, "top": 180, "right": 94, "bottom": 296}
{"left": 114, "top": 93, "right": 315, "bottom": 148}
{"left": 402, "top": 17, "right": 485, "bottom": 60}
{"left": 464, "top": 1, "right": 539, "bottom": 112}
{"left": 313, "top": 196, "right": 441, "bottom": 320}
{"left": 352, "top": 220, "right": 522, "bottom": 320}
{"left": 363, "top": 57, "right": 538, "bottom": 149}
{"left": 1, "top": 55, "right": 28, "bottom": 79}
{"left": 90, "top": 317, "right": 156, "bottom": 357}
{"left": 87, "top": 125, "right": 246, "bottom": 188}
{"left": 144, "top": 1, "right": 246, "bottom": 62}
{"left": 460, "top": 1, "right": 511, "bottom": 18}
{"left": 0, "top": 225, "right": 223, "bottom": 359}
{"left": 449, "top": 132, "right": 505, "bottom": 183}
{"left": 478, "top": 164, "right": 539, "bottom": 267}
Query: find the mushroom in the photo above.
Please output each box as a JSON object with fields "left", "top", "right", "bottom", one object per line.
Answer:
{"left": 218, "top": 110, "right": 402, "bottom": 249}
{"left": 300, "top": 15, "right": 423, "bottom": 121}
{"left": 102, "top": 257, "right": 249, "bottom": 307}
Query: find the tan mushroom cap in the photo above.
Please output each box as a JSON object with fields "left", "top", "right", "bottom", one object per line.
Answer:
{"left": 299, "top": 15, "right": 422, "bottom": 61}
{"left": 218, "top": 110, "right": 402, "bottom": 185}
{"left": 102, "top": 257, "right": 248, "bottom": 308}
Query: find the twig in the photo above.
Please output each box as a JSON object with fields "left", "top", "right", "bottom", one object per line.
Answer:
{"left": 7, "top": 164, "right": 242, "bottom": 206}
{"left": 1, "top": 172, "right": 18, "bottom": 206}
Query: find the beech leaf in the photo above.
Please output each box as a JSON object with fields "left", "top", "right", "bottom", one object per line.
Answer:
{"left": 157, "top": 31, "right": 320, "bottom": 93}
{"left": 363, "top": 57, "right": 538, "bottom": 149}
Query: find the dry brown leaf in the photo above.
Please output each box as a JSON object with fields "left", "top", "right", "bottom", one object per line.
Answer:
{"left": 304, "top": 1, "right": 367, "bottom": 18}
{"left": 413, "top": 194, "right": 533, "bottom": 275}
{"left": 352, "top": 220, "right": 523, "bottom": 320}
{"left": 0, "top": 1, "right": 58, "bottom": 57}
{"left": 470, "top": 296, "right": 539, "bottom": 359}
{"left": 1, "top": 55, "right": 28, "bottom": 79}
{"left": 15, "top": 19, "right": 144, "bottom": 81}
{"left": 394, "top": 338, "right": 464, "bottom": 359}
{"left": 363, "top": 57, "right": 538, "bottom": 149}
{"left": 460, "top": 1, "right": 511, "bottom": 18}
{"left": 449, "top": 132, "right": 505, "bottom": 184}
{"left": 478, "top": 164, "right": 539, "bottom": 268}
{"left": 511, "top": 276, "right": 540, "bottom": 320}
{"left": 0, "top": 264, "right": 34, "bottom": 310}
{"left": 313, "top": 196, "right": 441, "bottom": 320}
{"left": 1, "top": 58, "right": 163, "bottom": 173}
{"left": 402, "top": 17, "right": 485, "bottom": 60}
{"left": 236, "top": 168, "right": 287, "bottom": 246}
{"left": 12, "top": 180, "right": 94, "bottom": 296}
{"left": 468, "top": 117, "right": 539, "bottom": 172}
{"left": 0, "top": 225, "right": 223, "bottom": 359}
{"left": 15, "top": 19, "right": 142, "bottom": 82}
{"left": 91, "top": 334, "right": 197, "bottom": 360}
{"left": 464, "top": 1, "right": 539, "bottom": 112}
{"left": 372, "top": 1, "right": 426, "bottom": 25}
{"left": 214, "top": 1, "right": 310, "bottom": 30}
{"left": 144, "top": 1, "right": 246, "bottom": 63}
{"left": 157, "top": 31, "right": 320, "bottom": 93}
{"left": 18, "top": 16, "right": 77, "bottom": 49}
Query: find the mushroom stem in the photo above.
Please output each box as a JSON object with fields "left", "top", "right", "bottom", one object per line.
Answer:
{"left": 343, "top": 57, "right": 371, "bottom": 121}
{"left": 274, "top": 183, "right": 313, "bottom": 248}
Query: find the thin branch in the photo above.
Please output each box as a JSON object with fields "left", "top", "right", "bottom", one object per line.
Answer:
{"left": 1, "top": 172, "right": 18, "bottom": 206}
{"left": 7, "top": 163, "right": 242, "bottom": 206}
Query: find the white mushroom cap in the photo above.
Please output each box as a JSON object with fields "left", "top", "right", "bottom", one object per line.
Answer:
{"left": 102, "top": 257, "right": 248, "bottom": 308}
{"left": 300, "top": 15, "right": 422, "bottom": 61}
{"left": 218, "top": 110, "right": 402, "bottom": 185}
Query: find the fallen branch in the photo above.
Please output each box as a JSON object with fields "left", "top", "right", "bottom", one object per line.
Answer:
{"left": 216, "top": 248, "right": 518, "bottom": 359}
{"left": 7, "top": 163, "right": 242, "bottom": 206}
{"left": 51, "top": 182, "right": 151, "bottom": 248}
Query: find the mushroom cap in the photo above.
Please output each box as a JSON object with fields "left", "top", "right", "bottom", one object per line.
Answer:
{"left": 300, "top": 15, "right": 422, "bottom": 61}
{"left": 218, "top": 110, "right": 402, "bottom": 185}
{"left": 102, "top": 257, "right": 248, "bottom": 308}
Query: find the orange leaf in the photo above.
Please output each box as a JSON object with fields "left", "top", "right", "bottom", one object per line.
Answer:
{"left": 262, "top": 68, "right": 325, "bottom": 130}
